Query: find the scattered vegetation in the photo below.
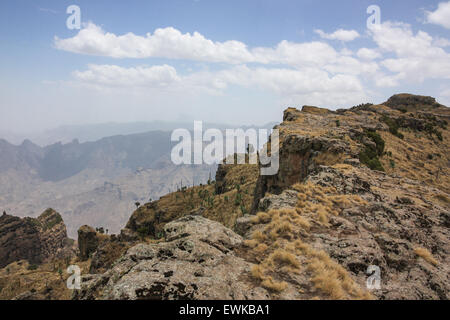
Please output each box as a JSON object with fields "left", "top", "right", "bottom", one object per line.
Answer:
{"left": 246, "top": 181, "right": 372, "bottom": 299}
{"left": 351, "top": 103, "right": 374, "bottom": 110}
{"left": 127, "top": 161, "right": 259, "bottom": 239}
{"left": 381, "top": 115, "right": 404, "bottom": 139}
{"left": 358, "top": 130, "right": 385, "bottom": 172}
{"left": 414, "top": 247, "right": 438, "bottom": 266}
{"left": 0, "top": 259, "right": 91, "bottom": 300}
{"left": 27, "top": 264, "right": 38, "bottom": 271}
{"left": 389, "top": 159, "right": 395, "bottom": 168}
{"left": 381, "top": 113, "right": 445, "bottom": 142}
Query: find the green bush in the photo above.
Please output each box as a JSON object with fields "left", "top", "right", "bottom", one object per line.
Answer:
{"left": 234, "top": 193, "right": 242, "bottom": 206}
{"left": 137, "top": 226, "right": 150, "bottom": 238}
{"left": 27, "top": 264, "right": 38, "bottom": 271}
{"left": 381, "top": 115, "right": 404, "bottom": 139}
{"left": 358, "top": 130, "right": 385, "bottom": 172}
{"left": 390, "top": 159, "right": 395, "bottom": 168}
{"left": 366, "top": 131, "right": 385, "bottom": 156}
{"left": 359, "top": 147, "right": 385, "bottom": 171}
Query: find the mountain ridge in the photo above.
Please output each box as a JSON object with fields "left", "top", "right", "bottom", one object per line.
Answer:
{"left": 0, "top": 93, "right": 449, "bottom": 300}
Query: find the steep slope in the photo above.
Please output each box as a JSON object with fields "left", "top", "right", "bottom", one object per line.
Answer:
{"left": 121, "top": 159, "right": 259, "bottom": 241}
{"left": 3, "top": 93, "right": 447, "bottom": 300}
{"left": 73, "top": 94, "right": 449, "bottom": 300}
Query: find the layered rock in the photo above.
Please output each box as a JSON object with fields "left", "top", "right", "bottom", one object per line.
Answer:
{"left": 0, "top": 209, "right": 73, "bottom": 268}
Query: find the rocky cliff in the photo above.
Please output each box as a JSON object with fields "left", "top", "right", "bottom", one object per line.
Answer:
{"left": 70, "top": 94, "right": 449, "bottom": 300}
{"left": 2, "top": 93, "right": 448, "bottom": 300}
{"left": 0, "top": 209, "right": 74, "bottom": 268}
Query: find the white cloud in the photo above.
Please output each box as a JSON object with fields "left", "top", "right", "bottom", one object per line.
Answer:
{"left": 314, "top": 29, "right": 360, "bottom": 42}
{"left": 252, "top": 40, "right": 339, "bottom": 67}
{"left": 220, "top": 65, "right": 364, "bottom": 96}
{"left": 357, "top": 48, "right": 381, "bottom": 60}
{"left": 55, "top": 23, "right": 254, "bottom": 63}
{"left": 374, "top": 73, "right": 402, "bottom": 87}
{"left": 434, "top": 37, "right": 450, "bottom": 47}
{"left": 71, "top": 63, "right": 367, "bottom": 107}
{"left": 56, "top": 20, "right": 450, "bottom": 109}
{"left": 370, "top": 22, "right": 450, "bottom": 83}
{"left": 426, "top": 1, "right": 450, "bottom": 29}
{"left": 323, "top": 56, "right": 379, "bottom": 75}
{"left": 72, "top": 64, "right": 180, "bottom": 87}
{"left": 54, "top": 23, "right": 366, "bottom": 72}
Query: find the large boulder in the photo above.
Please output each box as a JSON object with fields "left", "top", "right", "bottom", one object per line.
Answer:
{"left": 73, "top": 215, "right": 269, "bottom": 300}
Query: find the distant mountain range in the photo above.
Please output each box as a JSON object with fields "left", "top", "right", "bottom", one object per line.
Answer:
{"left": 1, "top": 120, "right": 278, "bottom": 146}
{"left": 0, "top": 121, "right": 277, "bottom": 237}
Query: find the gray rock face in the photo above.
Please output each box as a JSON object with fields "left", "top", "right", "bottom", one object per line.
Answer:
{"left": 257, "top": 189, "right": 299, "bottom": 212}
{"left": 253, "top": 166, "right": 450, "bottom": 300}
{"left": 73, "top": 215, "right": 269, "bottom": 300}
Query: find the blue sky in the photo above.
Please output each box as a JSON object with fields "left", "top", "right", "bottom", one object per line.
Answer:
{"left": 1, "top": 0, "right": 450, "bottom": 133}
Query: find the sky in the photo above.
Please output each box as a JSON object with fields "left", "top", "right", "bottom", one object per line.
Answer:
{"left": 1, "top": 0, "right": 450, "bottom": 134}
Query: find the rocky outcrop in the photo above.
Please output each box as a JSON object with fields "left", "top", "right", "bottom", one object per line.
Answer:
{"left": 214, "top": 163, "right": 230, "bottom": 194}
{"left": 249, "top": 166, "right": 449, "bottom": 299}
{"left": 384, "top": 93, "right": 444, "bottom": 111}
{"left": 89, "top": 238, "right": 131, "bottom": 274}
{"left": 253, "top": 95, "right": 450, "bottom": 210}
{"left": 77, "top": 225, "right": 100, "bottom": 261}
{"left": 0, "top": 209, "right": 73, "bottom": 268}
{"left": 121, "top": 160, "right": 259, "bottom": 241}
{"left": 252, "top": 115, "right": 350, "bottom": 212}
{"left": 73, "top": 215, "right": 269, "bottom": 300}
{"left": 74, "top": 94, "right": 449, "bottom": 300}
{"left": 121, "top": 200, "right": 167, "bottom": 240}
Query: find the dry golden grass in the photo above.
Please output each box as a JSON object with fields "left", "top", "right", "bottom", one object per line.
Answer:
{"left": 434, "top": 193, "right": 450, "bottom": 205}
{"left": 414, "top": 247, "right": 438, "bottom": 266}
{"left": 250, "top": 263, "right": 288, "bottom": 293}
{"left": 314, "top": 152, "right": 345, "bottom": 166}
{"left": 248, "top": 198, "right": 373, "bottom": 299}
{"left": 0, "top": 258, "right": 91, "bottom": 300}
{"left": 293, "top": 181, "right": 367, "bottom": 225}
{"left": 379, "top": 129, "right": 450, "bottom": 195}
{"left": 246, "top": 181, "right": 372, "bottom": 299}
{"left": 251, "top": 211, "right": 271, "bottom": 224}
{"left": 267, "top": 249, "right": 300, "bottom": 269}
{"left": 295, "top": 241, "right": 373, "bottom": 300}
{"left": 129, "top": 162, "right": 259, "bottom": 237}
{"left": 261, "top": 277, "right": 288, "bottom": 292}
